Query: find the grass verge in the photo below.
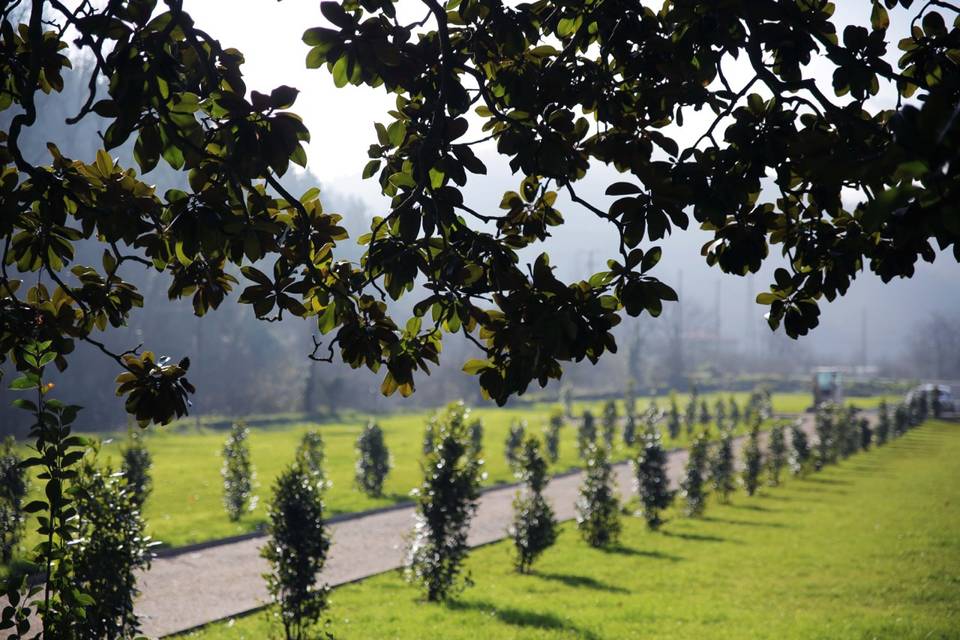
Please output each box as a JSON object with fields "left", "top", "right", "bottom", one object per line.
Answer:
{"left": 183, "top": 420, "right": 960, "bottom": 640}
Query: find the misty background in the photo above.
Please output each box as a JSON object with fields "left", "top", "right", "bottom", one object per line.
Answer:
{"left": 2, "top": 1, "right": 958, "bottom": 433}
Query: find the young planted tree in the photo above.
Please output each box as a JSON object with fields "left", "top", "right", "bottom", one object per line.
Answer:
{"left": 767, "top": 424, "right": 787, "bottom": 486}
{"left": 875, "top": 400, "right": 891, "bottom": 446}
{"left": 624, "top": 379, "right": 638, "bottom": 421}
{"left": 667, "top": 393, "right": 682, "bottom": 440}
{"left": 838, "top": 406, "right": 860, "bottom": 459}
{"left": 710, "top": 429, "right": 736, "bottom": 503}
{"left": 699, "top": 399, "right": 712, "bottom": 427}
{"left": 622, "top": 412, "right": 638, "bottom": 448}
{"left": 577, "top": 410, "right": 597, "bottom": 459}
{"left": 559, "top": 384, "right": 575, "bottom": 419}
{"left": 543, "top": 410, "right": 563, "bottom": 463}
{"left": 121, "top": 428, "right": 152, "bottom": 509}
{"left": 72, "top": 449, "right": 154, "bottom": 640}
{"left": 467, "top": 417, "right": 484, "bottom": 457}
{"left": 510, "top": 438, "right": 559, "bottom": 573}
{"left": 222, "top": 423, "right": 256, "bottom": 521}
{"left": 894, "top": 403, "right": 911, "bottom": 437}
{"left": 261, "top": 465, "right": 331, "bottom": 640}
{"left": 741, "top": 426, "right": 763, "bottom": 497}
{"left": 504, "top": 420, "right": 527, "bottom": 472}
{"left": 859, "top": 418, "right": 873, "bottom": 452}
{"left": 406, "top": 403, "right": 483, "bottom": 601}
{"left": 575, "top": 444, "right": 621, "bottom": 548}
{"left": 684, "top": 395, "right": 698, "bottom": 436}
{"left": 681, "top": 432, "right": 710, "bottom": 517}
{"left": 814, "top": 404, "right": 836, "bottom": 471}
{"left": 296, "top": 430, "right": 326, "bottom": 489}
{"left": 714, "top": 397, "right": 727, "bottom": 427}
{"left": 0, "top": 342, "right": 95, "bottom": 639}
{"left": 789, "top": 422, "right": 812, "bottom": 477}
{"left": 355, "top": 421, "right": 391, "bottom": 497}
{"left": 632, "top": 426, "right": 672, "bottom": 529}
{"left": 601, "top": 400, "right": 619, "bottom": 449}
{"left": 0, "top": 437, "right": 28, "bottom": 564}
{"left": 728, "top": 397, "right": 741, "bottom": 427}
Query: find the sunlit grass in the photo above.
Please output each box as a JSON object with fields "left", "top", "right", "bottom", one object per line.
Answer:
{"left": 5, "top": 392, "right": 899, "bottom": 558}
{"left": 184, "top": 420, "right": 960, "bottom": 640}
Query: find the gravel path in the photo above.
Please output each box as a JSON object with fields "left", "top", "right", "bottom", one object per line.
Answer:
{"left": 135, "top": 415, "right": 822, "bottom": 638}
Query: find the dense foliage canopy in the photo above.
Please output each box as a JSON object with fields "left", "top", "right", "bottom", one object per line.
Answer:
{"left": 2, "top": 0, "right": 959, "bottom": 423}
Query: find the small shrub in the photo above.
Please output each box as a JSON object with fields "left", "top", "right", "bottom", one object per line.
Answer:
{"left": 543, "top": 410, "right": 563, "bottom": 463}
{"left": 681, "top": 431, "right": 710, "bottom": 517}
{"left": 296, "top": 430, "right": 326, "bottom": 489}
{"left": 684, "top": 395, "right": 698, "bottom": 435}
{"left": 789, "top": 422, "right": 812, "bottom": 477}
{"left": 559, "top": 384, "right": 574, "bottom": 418}
{"left": 355, "top": 421, "right": 391, "bottom": 497}
{"left": 814, "top": 404, "right": 836, "bottom": 470}
{"left": 894, "top": 403, "right": 910, "bottom": 436}
{"left": 261, "top": 465, "right": 331, "bottom": 640}
{"left": 838, "top": 406, "right": 860, "bottom": 459}
{"left": 741, "top": 426, "right": 763, "bottom": 496}
{"left": 698, "top": 399, "right": 711, "bottom": 426}
{"left": 121, "top": 428, "right": 152, "bottom": 508}
{"left": 72, "top": 448, "right": 154, "bottom": 640}
{"left": 714, "top": 397, "right": 726, "bottom": 426}
{"left": 576, "top": 444, "right": 621, "bottom": 547}
{"left": 875, "top": 400, "right": 891, "bottom": 445}
{"left": 406, "top": 402, "right": 483, "bottom": 601}
{"left": 622, "top": 412, "right": 638, "bottom": 447}
{"left": 632, "top": 426, "right": 672, "bottom": 529}
{"left": 859, "top": 418, "right": 872, "bottom": 451}
{"left": 222, "top": 422, "right": 256, "bottom": 521}
{"left": 423, "top": 415, "right": 439, "bottom": 455}
{"left": 728, "top": 396, "right": 741, "bottom": 426}
{"left": 577, "top": 410, "right": 597, "bottom": 459}
{"left": 767, "top": 424, "right": 787, "bottom": 486}
{"left": 667, "top": 393, "right": 682, "bottom": 440}
{"left": 504, "top": 419, "right": 527, "bottom": 471}
{"left": 0, "top": 436, "right": 28, "bottom": 564}
{"left": 468, "top": 417, "right": 484, "bottom": 457}
{"left": 510, "top": 438, "right": 559, "bottom": 573}
{"left": 601, "top": 400, "right": 618, "bottom": 448}
{"left": 710, "top": 429, "right": 736, "bottom": 503}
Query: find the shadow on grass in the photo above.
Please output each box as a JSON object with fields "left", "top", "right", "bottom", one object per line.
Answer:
{"left": 661, "top": 530, "right": 730, "bottom": 544}
{"left": 447, "top": 599, "right": 599, "bottom": 640}
{"left": 803, "top": 477, "right": 852, "bottom": 486}
{"left": 599, "top": 545, "right": 684, "bottom": 562}
{"left": 535, "top": 571, "right": 630, "bottom": 593}
{"left": 789, "top": 485, "right": 847, "bottom": 496}
{"left": 700, "top": 515, "right": 787, "bottom": 529}
{"left": 729, "top": 502, "right": 779, "bottom": 512}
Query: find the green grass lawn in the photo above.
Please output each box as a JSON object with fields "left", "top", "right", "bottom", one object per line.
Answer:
{"left": 184, "top": 420, "right": 960, "bottom": 640}
{"left": 4, "top": 392, "right": 898, "bottom": 558}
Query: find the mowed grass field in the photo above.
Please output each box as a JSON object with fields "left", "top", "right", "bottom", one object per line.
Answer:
{"left": 7, "top": 391, "right": 897, "bottom": 554}
{"left": 184, "top": 420, "right": 960, "bottom": 640}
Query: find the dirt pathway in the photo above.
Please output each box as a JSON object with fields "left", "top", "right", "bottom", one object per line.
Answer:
{"left": 135, "top": 415, "right": 822, "bottom": 638}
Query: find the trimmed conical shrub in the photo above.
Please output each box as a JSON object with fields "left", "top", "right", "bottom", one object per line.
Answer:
{"left": 681, "top": 431, "right": 710, "bottom": 517}
{"left": 576, "top": 444, "right": 621, "bottom": 548}
{"left": 632, "top": 426, "right": 673, "bottom": 529}
{"left": 741, "top": 426, "right": 763, "bottom": 496}
{"left": 355, "top": 421, "right": 391, "bottom": 497}
{"left": 510, "top": 438, "right": 559, "bottom": 573}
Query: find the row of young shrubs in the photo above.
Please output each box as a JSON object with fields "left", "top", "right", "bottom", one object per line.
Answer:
{"left": 0, "top": 384, "right": 931, "bottom": 639}
{"left": 244, "top": 394, "right": 928, "bottom": 639}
